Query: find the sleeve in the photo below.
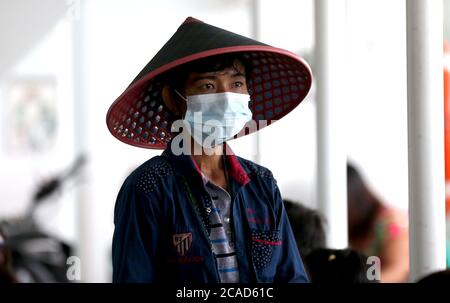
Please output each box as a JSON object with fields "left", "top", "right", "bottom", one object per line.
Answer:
{"left": 271, "top": 179, "right": 310, "bottom": 283}
{"left": 112, "top": 176, "right": 163, "bottom": 283}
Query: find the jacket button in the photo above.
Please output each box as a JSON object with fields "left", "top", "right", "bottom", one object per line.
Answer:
{"left": 206, "top": 207, "right": 211, "bottom": 213}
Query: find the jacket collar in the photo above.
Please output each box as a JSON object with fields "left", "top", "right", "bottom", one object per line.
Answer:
{"left": 162, "top": 138, "right": 251, "bottom": 187}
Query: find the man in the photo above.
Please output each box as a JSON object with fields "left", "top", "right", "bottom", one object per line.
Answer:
{"left": 107, "top": 17, "right": 312, "bottom": 283}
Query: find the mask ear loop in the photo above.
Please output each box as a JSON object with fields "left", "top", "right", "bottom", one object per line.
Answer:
{"left": 173, "top": 89, "right": 188, "bottom": 102}
{"left": 172, "top": 89, "right": 188, "bottom": 120}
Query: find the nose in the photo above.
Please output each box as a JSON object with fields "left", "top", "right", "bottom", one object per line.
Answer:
{"left": 215, "top": 80, "right": 229, "bottom": 93}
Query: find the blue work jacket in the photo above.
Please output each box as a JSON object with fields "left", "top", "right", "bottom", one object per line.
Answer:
{"left": 112, "top": 139, "right": 309, "bottom": 283}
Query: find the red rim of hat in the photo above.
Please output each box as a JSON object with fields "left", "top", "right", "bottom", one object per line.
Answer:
{"left": 106, "top": 18, "right": 313, "bottom": 149}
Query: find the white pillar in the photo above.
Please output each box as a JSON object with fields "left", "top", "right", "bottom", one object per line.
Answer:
{"left": 250, "top": 0, "right": 261, "bottom": 164}
{"left": 314, "top": 0, "right": 348, "bottom": 248}
{"left": 72, "top": 0, "right": 98, "bottom": 282}
{"left": 406, "top": 0, "right": 447, "bottom": 282}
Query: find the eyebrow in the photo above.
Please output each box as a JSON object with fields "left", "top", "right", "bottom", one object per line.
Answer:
{"left": 191, "top": 71, "right": 246, "bottom": 83}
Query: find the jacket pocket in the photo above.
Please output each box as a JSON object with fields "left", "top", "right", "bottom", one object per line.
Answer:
{"left": 250, "top": 229, "right": 282, "bottom": 272}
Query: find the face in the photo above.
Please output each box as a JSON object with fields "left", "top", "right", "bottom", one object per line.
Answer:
{"left": 162, "top": 58, "right": 250, "bottom": 118}
{"left": 183, "top": 59, "right": 249, "bottom": 96}
{"left": 164, "top": 59, "right": 248, "bottom": 117}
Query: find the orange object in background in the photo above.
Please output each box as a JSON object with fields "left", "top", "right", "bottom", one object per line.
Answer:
{"left": 445, "top": 40, "right": 450, "bottom": 216}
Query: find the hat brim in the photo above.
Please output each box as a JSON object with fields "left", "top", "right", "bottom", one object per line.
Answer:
{"left": 106, "top": 45, "right": 312, "bottom": 149}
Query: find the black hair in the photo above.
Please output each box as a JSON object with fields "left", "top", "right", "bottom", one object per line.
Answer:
{"left": 417, "top": 269, "right": 450, "bottom": 284}
{"left": 283, "top": 199, "right": 326, "bottom": 258}
{"left": 164, "top": 53, "right": 253, "bottom": 93}
{"left": 347, "top": 163, "right": 382, "bottom": 241}
{"left": 304, "top": 248, "right": 377, "bottom": 283}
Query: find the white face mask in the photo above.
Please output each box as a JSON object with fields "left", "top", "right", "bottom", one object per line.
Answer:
{"left": 175, "top": 91, "right": 253, "bottom": 148}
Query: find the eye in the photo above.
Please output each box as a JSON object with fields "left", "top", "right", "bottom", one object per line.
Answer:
{"left": 201, "top": 83, "right": 215, "bottom": 90}
{"left": 233, "top": 81, "right": 244, "bottom": 88}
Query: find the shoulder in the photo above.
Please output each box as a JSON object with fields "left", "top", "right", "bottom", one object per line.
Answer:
{"left": 377, "top": 207, "right": 408, "bottom": 238}
{"left": 379, "top": 207, "right": 408, "bottom": 225}
{"left": 114, "top": 156, "right": 172, "bottom": 224}
{"left": 236, "top": 156, "right": 275, "bottom": 180}
{"left": 125, "top": 155, "right": 174, "bottom": 194}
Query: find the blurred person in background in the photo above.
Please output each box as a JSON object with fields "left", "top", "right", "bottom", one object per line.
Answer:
{"left": 108, "top": 17, "right": 312, "bottom": 283}
{"left": 347, "top": 163, "right": 409, "bottom": 282}
{"left": 303, "top": 247, "right": 377, "bottom": 283}
{"left": 283, "top": 199, "right": 326, "bottom": 259}
{"left": 283, "top": 199, "right": 377, "bottom": 283}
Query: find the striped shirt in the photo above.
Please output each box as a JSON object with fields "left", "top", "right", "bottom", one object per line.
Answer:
{"left": 203, "top": 177, "right": 240, "bottom": 283}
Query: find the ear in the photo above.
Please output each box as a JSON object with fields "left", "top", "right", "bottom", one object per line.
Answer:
{"left": 162, "top": 85, "right": 180, "bottom": 116}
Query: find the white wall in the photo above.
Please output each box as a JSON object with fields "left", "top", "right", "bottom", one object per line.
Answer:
{"left": 0, "top": 0, "right": 67, "bottom": 76}
{"left": 345, "top": 0, "right": 408, "bottom": 210}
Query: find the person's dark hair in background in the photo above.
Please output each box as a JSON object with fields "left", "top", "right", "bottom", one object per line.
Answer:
{"left": 303, "top": 248, "right": 377, "bottom": 283}
{"left": 347, "top": 162, "right": 409, "bottom": 282}
{"left": 283, "top": 199, "right": 326, "bottom": 258}
{"left": 347, "top": 163, "right": 382, "bottom": 242}
{"left": 416, "top": 269, "right": 450, "bottom": 284}
{"left": 284, "top": 199, "right": 377, "bottom": 283}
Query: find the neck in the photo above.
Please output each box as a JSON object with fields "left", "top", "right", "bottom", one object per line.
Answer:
{"left": 191, "top": 138, "right": 224, "bottom": 175}
{"left": 190, "top": 138, "right": 230, "bottom": 190}
{"left": 193, "top": 153, "right": 223, "bottom": 175}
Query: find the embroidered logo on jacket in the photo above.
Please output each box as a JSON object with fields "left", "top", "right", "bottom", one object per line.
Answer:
{"left": 173, "top": 233, "right": 193, "bottom": 256}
